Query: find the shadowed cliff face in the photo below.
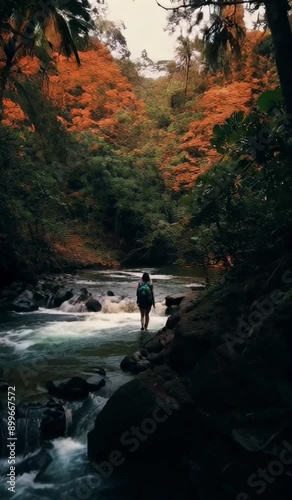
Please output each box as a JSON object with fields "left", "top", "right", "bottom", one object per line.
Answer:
{"left": 88, "top": 275, "right": 292, "bottom": 499}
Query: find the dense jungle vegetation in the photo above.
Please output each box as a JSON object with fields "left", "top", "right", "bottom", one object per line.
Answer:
{"left": 0, "top": 0, "right": 292, "bottom": 286}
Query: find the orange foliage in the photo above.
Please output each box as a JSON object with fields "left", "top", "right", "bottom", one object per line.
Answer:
{"left": 49, "top": 42, "right": 145, "bottom": 139}
{"left": 162, "top": 31, "right": 279, "bottom": 191}
{"left": 2, "top": 99, "right": 27, "bottom": 127}
{"left": 3, "top": 41, "right": 145, "bottom": 143}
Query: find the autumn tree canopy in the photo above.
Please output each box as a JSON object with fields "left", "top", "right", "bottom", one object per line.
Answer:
{"left": 158, "top": 0, "right": 292, "bottom": 115}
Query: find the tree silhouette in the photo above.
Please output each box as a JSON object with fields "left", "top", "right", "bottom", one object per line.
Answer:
{"left": 0, "top": 0, "right": 94, "bottom": 118}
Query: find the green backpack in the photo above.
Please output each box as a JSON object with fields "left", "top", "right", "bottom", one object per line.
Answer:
{"left": 137, "top": 283, "right": 152, "bottom": 304}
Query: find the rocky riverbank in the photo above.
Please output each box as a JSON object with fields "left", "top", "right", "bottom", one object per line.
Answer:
{"left": 88, "top": 276, "right": 292, "bottom": 500}
{"left": 0, "top": 275, "right": 112, "bottom": 313}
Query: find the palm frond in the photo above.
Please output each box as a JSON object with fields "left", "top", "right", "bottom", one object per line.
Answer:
{"left": 13, "top": 80, "right": 39, "bottom": 126}
{"left": 44, "top": 10, "right": 81, "bottom": 66}
{"left": 59, "top": 0, "right": 92, "bottom": 23}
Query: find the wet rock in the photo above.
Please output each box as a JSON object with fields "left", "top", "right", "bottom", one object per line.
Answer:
{"left": 166, "top": 312, "right": 180, "bottom": 330}
{"left": 147, "top": 352, "right": 164, "bottom": 365}
{"left": 121, "top": 349, "right": 150, "bottom": 374}
{"left": 33, "top": 289, "right": 47, "bottom": 306}
{"left": 88, "top": 366, "right": 190, "bottom": 463}
{"left": 190, "top": 283, "right": 205, "bottom": 291}
{"left": 165, "top": 304, "right": 179, "bottom": 316}
{"left": 78, "top": 288, "right": 91, "bottom": 301}
{"left": 93, "top": 367, "right": 106, "bottom": 377}
{"left": 51, "top": 288, "right": 74, "bottom": 308}
{"left": 143, "top": 328, "right": 175, "bottom": 354}
{"left": 107, "top": 291, "right": 115, "bottom": 296}
{"left": 165, "top": 293, "right": 186, "bottom": 307}
{"left": 132, "top": 360, "right": 151, "bottom": 373}
{"left": 85, "top": 297, "right": 102, "bottom": 312}
{"left": 12, "top": 289, "right": 38, "bottom": 312}
{"left": 120, "top": 355, "right": 137, "bottom": 372}
{"left": 16, "top": 448, "right": 52, "bottom": 481}
{"left": 46, "top": 376, "right": 106, "bottom": 400}
{"left": 40, "top": 402, "right": 67, "bottom": 441}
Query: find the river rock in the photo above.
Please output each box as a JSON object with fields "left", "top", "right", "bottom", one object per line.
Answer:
{"left": 40, "top": 402, "right": 67, "bottom": 441}
{"left": 88, "top": 366, "right": 191, "bottom": 463}
{"left": 143, "top": 328, "right": 175, "bottom": 354}
{"left": 16, "top": 448, "right": 52, "bottom": 480}
{"left": 12, "top": 289, "right": 38, "bottom": 312}
{"left": 51, "top": 288, "right": 74, "bottom": 308}
{"left": 85, "top": 297, "right": 102, "bottom": 312}
{"left": 165, "top": 293, "right": 186, "bottom": 307}
{"left": 165, "top": 304, "right": 179, "bottom": 316}
{"left": 78, "top": 288, "right": 91, "bottom": 301}
{"left": 120, "top": 355, "right": 137, "bottom": 372}
{"left": 165, "top": 312, "right": 180, "bottom": 330}
{"left": 120, "top": 350, "right": 150, "bottom": 374}
{"left": 189, "top": 283, "right": 205, "bottom": 290}
{"left": 107, "top": 291, "right": 115, "bottom": 296}
{"left": 46, "top": 376, "right": 106, "bottom": 400}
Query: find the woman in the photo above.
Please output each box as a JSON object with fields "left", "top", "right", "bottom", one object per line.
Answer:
{"left": 137, "top": 272, "right": 155, "bottom": 331}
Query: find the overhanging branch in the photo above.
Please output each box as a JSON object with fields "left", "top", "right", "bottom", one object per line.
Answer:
{"left": 156, "top": 0, "right": 257, "bottom": 11}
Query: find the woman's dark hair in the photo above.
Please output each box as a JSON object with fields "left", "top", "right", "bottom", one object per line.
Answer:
{"left": 142, "top": 272, "right": 150, "bottom": 282}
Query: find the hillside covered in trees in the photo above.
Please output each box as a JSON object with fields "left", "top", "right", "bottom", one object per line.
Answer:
{"left": 1, "top": 1, "right": 292, "bottom": 499}
{"left": 0, "top": 0, "right": 291, "bottom": 285}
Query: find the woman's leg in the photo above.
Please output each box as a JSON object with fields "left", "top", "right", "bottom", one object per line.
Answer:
{"left": 144, "top": 307, "right": 151, "bottom": 330}
{"left": 140, "top": 309, "right": 145, "bottom": 330}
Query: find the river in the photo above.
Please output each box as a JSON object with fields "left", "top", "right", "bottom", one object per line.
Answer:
{"left": 0, "top": 266, "right": 218, "bottom": 500}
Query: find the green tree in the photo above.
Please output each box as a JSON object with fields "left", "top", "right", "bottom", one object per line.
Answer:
{"left": 0, "top": 0, "right": 94, "bottom": 117}
{"left": 175, "top": 34, "right": 197, "bottom": 98}
{"left": 158, "top": 0, "right": 292, "bottom": 116}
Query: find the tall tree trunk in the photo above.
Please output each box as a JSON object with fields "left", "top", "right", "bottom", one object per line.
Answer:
{"left": 184, "top": 57, "right": 190, "bottom": 99}
{"left": 0, "top": 65, "right": 10, "bottom": 121}
{"left": 264, "top": 0, "right": 292, "bottom": 117}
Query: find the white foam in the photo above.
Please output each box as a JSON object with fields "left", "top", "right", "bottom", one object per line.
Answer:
{"left": 36, "top": 308, "right": 88, "bottom": 316}
{"left": 14, "top": 471, "right": 54, "bottom": 491}
{"left": 185, "top": 283, "right": 205, "bottom": 288}
{"left": 75, "top": 280, "right": 97, "bottom": 285}
{"left": 53, "top": 437, "right": 85, "bottom": 457}
{"left": 0, "top": 336, "right": 35, "bottom": 351}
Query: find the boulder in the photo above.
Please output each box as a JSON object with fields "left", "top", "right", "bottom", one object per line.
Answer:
{"left": 165, "top": 293, "right": 186, "bottom": 307}
{"left": 51, "top": 288, "right": 74, "bottom": 308}
{"left": 120, "top": 355, "right": 137, "bottom": 372}
{"left": 46, "top": 376, "right": 106, "bottom": 400}
{"left": 88, "top": 366, "right": 191, "bottom": 463}
{"left": 107, "top": 291, "right": 115, "bottom": 296}
{"left": 78, "top": 288, "right": 91, "bottom": 301}
{"left": 12, "top": 289, "right": 38, "bottom": 312}
{"left": 40, "top": 401, "right": 67, "bottom": 441}
{"left": 165, "top": 312, "right": 180, "bottom": 330}
{"left": 143, "top": 328, "right": 175, "bottom": 354}
{"left": 147, "top": 352, "right": 164, "bottom": 365}
{"left": 86, "top": 297, "right": 102, "bottom": 312}
{"left": 16, "top": 448, "right": 52, "bottom": 480}
{"left": 121, "top": 350, "right": 150, "bottom": 374}
{"left": 165, "top": 304, "right": 179, "bottom": 316}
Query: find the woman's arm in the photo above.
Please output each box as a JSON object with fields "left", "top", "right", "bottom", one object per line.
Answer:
{"left": 150, "top": 284, "right": 155, "bottom": 308}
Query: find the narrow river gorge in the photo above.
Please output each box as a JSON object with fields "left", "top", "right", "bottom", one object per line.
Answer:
{"left": 0, "top": 266, "right": 217, "bottom": 500}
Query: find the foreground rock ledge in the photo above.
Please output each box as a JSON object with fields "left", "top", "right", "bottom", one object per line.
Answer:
{"left": 87, "top": 288, "right": 292, "bottom": 499}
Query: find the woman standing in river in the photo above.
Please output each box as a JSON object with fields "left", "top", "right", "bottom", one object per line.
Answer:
{"left": 137, "top": 272, "right": 155, "bottom": 331}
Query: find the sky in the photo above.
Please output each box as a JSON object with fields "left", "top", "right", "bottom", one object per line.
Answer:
{"left": 107, "top": 0, "right": 177, "bottom": 61}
